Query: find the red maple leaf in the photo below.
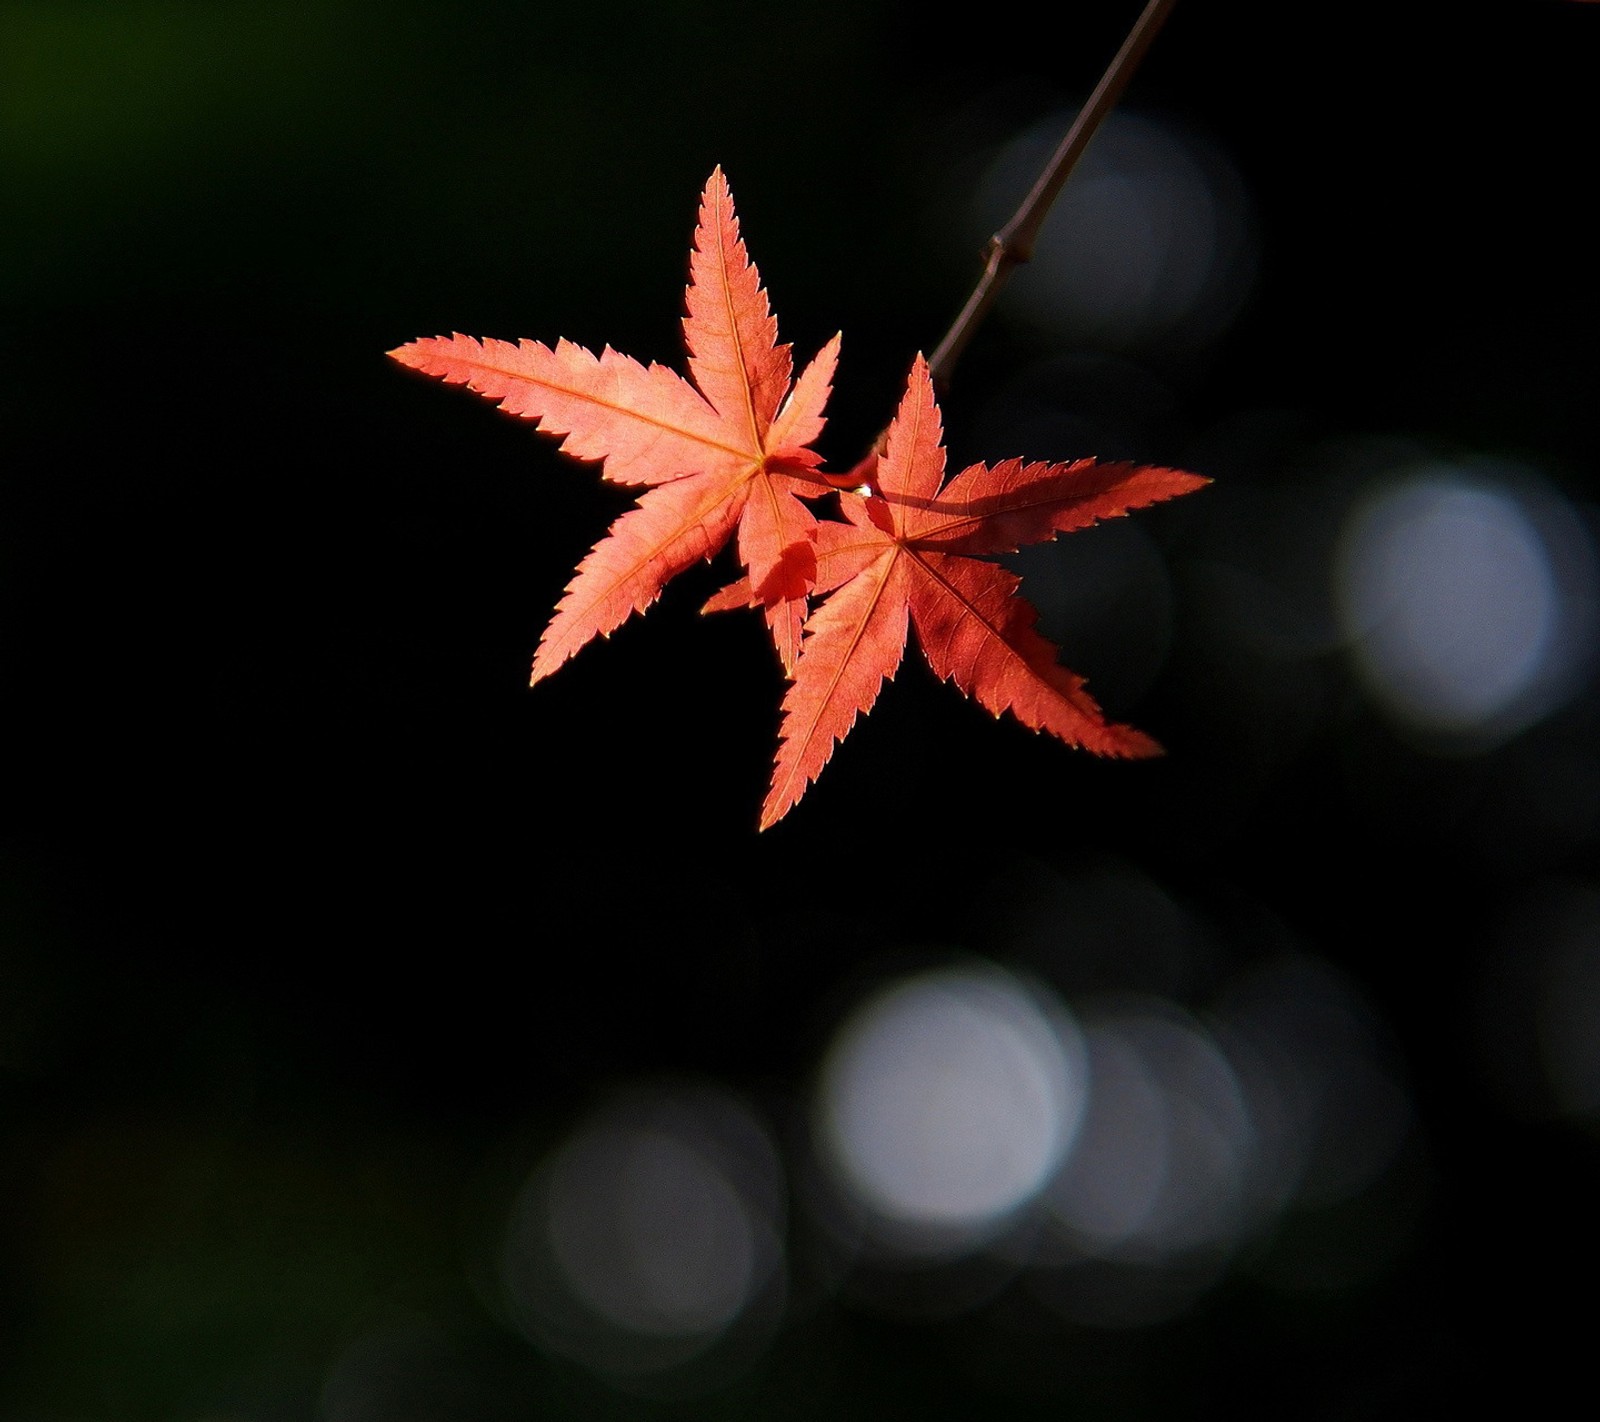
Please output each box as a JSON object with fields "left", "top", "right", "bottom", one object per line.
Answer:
{"left": 388, "top": 168, "right": 839, "bottom": 678}
{"left": 759, "top": 355, "right": 1209, "bottom": 830}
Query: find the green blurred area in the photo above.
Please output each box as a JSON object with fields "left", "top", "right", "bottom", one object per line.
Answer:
{"left": 0, "top": 0, "right": 915, "bottom": 333}
{"left": 13, "top": 1119, "right": 454, "bottom": 1415}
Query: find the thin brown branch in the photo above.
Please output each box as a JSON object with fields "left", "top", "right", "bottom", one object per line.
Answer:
{"left": 927, "top": 0, "right": 1181, "bottom": 394}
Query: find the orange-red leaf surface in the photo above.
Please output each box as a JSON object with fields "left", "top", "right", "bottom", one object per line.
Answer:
{"left": 391, "top": 170, "right": 1210, "bottom": 828}
{"left": 760, "top": 356, "right": 1209, "bottom": 830}
{"left": 389, "top": 168, "right": 838, "bottom": 680}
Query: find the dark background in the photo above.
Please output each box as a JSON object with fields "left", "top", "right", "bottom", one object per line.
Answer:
{"left": 3, "top": 1, "right": 1597, "bottom": 1417}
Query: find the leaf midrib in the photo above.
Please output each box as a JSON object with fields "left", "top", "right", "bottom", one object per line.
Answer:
{"left": 449, "top": 348, "right": 756, "bottom": 466}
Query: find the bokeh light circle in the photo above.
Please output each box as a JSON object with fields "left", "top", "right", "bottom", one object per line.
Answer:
{"left": 1335, "top": 464, "right": 1597, "bottom": 747}
{"left": 1047, "top": 1002, "right": 1254, "bottom": 1262}
{"left": 816, "top": 965, "right": 1086, "bottom": 1252}
{"left": 499, "top": 1083, "right": 785, "bottom": 1383}
{"left": 974, "top": 109, "right": 1257, "bottom": 353}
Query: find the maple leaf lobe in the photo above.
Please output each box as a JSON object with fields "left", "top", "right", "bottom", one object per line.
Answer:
{"left": 683, "top": 166, "right": 790, "bottom": 448}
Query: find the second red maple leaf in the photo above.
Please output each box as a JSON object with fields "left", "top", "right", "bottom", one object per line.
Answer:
{"left": 760, "top": 355, "right": 1208, "bottom": 829}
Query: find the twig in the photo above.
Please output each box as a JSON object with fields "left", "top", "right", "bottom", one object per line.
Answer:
{"left": 927, "top": 0, "right": 1181, "bottom": 394}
